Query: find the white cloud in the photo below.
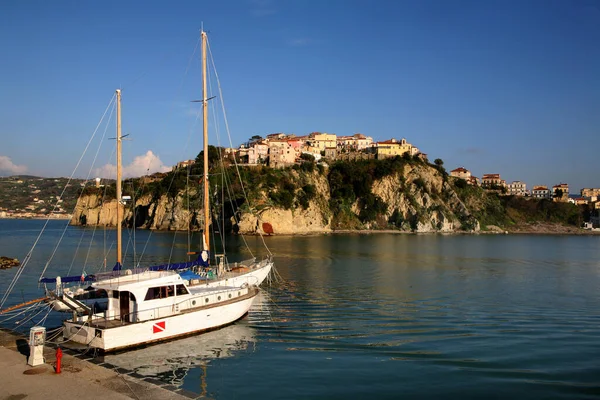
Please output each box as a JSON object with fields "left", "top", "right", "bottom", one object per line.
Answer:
{"left": 95, "top": 150, "right": 171, "bottom": 179}
{"left": 0, "top": 155, "right": 27, "bottom": 175}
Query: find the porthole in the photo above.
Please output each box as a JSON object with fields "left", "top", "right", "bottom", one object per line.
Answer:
{"left": 205, "top": 298, "right": 209, "bottom": 303}
{"left": 218, "top": 296, "right": 221, "bottom": 301}
{"left": 192, "top": 300, "right": 196, "bottom": 306}
{"left": 228, "top": 294, "right": 232, "bottom": 299}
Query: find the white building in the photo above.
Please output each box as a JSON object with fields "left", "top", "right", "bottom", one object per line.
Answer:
{"left": 531, "top": 185, "right": 551, "bottom": 199}
{"left": 507, "top": 181, "right": 527, "bottom": 196}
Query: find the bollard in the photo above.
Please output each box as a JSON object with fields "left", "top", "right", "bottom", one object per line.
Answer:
{"left": 28, "top": 326, "right": 46, "bottom": 366}
{"left": 55, "top": 347, "right": 63, "bottom": 374}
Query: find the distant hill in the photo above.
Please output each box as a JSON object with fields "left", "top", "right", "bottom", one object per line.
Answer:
{"left": 0, "top": 176, "right": 88, "bottom": 217}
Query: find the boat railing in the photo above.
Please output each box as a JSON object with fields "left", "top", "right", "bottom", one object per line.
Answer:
{"left": 73, "top": 285, "right": 251, "bottom": 327}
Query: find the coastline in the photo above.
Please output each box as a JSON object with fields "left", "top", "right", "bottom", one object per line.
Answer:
{"left": 3, "top": 217, "right": 598, "bottom": 236}
{"left": 0, "top": 214, "right": 72, "bottom": 220}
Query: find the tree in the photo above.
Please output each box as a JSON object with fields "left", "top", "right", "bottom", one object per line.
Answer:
{"left": 195, "top": 145, "right": 221, "bottom": 170}
{"left": 300, "top": 153, "right": 315, "bottom": 162}
{"left": 249, "top": 135, "right": 263, "bottom": 145}
{"left": 434, "top": 158, "right": 444, "bottom": 167}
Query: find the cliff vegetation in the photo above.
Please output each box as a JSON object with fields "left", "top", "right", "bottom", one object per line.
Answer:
{"left": 71, "top": 150, "right": 589, "bottom": 235}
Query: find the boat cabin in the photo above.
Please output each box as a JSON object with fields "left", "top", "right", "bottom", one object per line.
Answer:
{"left": 92, "top": 270, "right": 192, "bottom": 323}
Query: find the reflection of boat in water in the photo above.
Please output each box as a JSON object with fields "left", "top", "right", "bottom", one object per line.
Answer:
{"left": 104, "top": 321, "right": 256, "bottom": 387}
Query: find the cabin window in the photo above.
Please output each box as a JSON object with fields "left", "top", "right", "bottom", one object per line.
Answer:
{"left": 112, "top": 290, "right": 119, "bottom": 299}
{"left": 144, "top": 285, "right": 175, "bottom": 301}
{"left": 176, "top": 284, "right": 189, "bottom": 296}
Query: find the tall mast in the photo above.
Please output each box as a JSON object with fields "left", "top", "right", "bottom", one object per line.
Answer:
{"left": 116, "top": 89, "right": 122, "bottom": 267}
{"left": 202, "top": 31, "right": 210, "bottom": 257}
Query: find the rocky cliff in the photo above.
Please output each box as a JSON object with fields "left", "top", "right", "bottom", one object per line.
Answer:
{"left": 71, "top": 192, "right": 203, "bottom": 231}
{"left": 367, "top": 163, "right": 478, "bottom": 233}
{"left": 71, "top": 159, "right": 481, "bottom": 235}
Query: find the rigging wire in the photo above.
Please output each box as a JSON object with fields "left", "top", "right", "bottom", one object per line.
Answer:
{"left": 207, "top": 39, "right": 273, "bottom": 257}
{"left": 44, "top": 94, "right": 117, "bottom": 280}
{"left": 75, "top": 99, "right": 118, "bottom": 277}
{"left": 134, "top": 35, "right": 203, "bottom": 268}
{"left": 0, "top": 94, "right": 117, "bottom": 311}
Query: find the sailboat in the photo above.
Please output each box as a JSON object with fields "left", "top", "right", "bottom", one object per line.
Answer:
{"left": 43, "top": 30, "right": 274, "bottom": 315}
{"left": 1, "top": 31, "right": 272, "bottom": 352}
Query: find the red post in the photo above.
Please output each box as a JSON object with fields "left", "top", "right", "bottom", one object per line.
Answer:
{"left": 55, "top": 347, "right": 63, "bottom": 374}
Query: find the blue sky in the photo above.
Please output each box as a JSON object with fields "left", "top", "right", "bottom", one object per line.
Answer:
{"left": 1, "top": 0, "right": 599, "bottom": 192}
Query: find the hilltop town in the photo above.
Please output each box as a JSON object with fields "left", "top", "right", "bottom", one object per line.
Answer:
{"left": 2, "top": 131, "right": 598, "bottom": 231}
{"left": 174, "top": 131, "right": 599, "bottom": 225}
{"left": 447, "top": 168, "right": 600, "bottom": 225}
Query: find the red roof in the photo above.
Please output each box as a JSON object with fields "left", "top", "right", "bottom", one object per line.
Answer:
{"left": 482, "top": 174, "right": 500, "bottom": 179}
{"left": 377, "top": 139, "right": 399, "bottom": 145}
{"left": 451, "top": 167, "right": 469, "bottom": 173}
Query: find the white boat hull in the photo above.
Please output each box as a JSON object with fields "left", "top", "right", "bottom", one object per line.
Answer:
{"left": 63, "top": 287, "right": 258, "bottom": 352}
{"left": 205, "top": 261, "right": 273, "bottom": 288}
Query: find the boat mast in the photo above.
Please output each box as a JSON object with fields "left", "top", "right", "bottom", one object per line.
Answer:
{"left": 116, "top": 89, "right": 122, "bottom": 267}
{"left": 202, "top": 31, "right": 210, "bottom": 258}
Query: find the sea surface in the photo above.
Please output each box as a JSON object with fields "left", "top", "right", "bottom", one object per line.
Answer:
{"left": 1, "top": 219, "right": 600, "bottom": 399}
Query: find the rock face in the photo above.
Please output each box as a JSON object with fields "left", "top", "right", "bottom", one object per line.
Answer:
{"left": 70, "top": 163, "right": 479, "bottom": 234}
{"left": 237, "top": 201, "right": 331, "bottom": 235}
{"left": 236, "top": 169, "right": 332, "bottom": 235}
{"left": 369, "top": 164, "right": 479, "bottom": 233}
{"left": 71, "top": 192, "right": 202, "bottom": 231}
{"left": 0, "top": 256, "right": 20, "bottom": 269}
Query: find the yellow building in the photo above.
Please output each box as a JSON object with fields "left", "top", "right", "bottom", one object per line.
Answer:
{"left": 552, "top": 183, "right": 569, "bottom": 202}
{"left": 308, "top": 132, "right": 337, "bottom": 150}
{"left": 376, "top": 138, "right": 414, "bottom": 158}
{"left": 581, "top": 188, "right": 600, "bottom": 198}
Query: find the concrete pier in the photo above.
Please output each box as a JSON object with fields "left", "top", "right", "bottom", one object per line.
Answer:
{"left": 0, "top": 328, "right": 200, "bottom": 399}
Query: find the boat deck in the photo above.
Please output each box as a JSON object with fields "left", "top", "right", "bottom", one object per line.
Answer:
{"left": 68, "top": 287, "right": 259, "bottom": 331}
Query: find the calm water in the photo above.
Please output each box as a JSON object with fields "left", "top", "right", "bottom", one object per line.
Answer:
{"left": 2, "top": 219, "right": 600, "bottom": 399}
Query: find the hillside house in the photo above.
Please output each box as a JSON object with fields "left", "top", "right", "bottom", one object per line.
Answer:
{"left": 482, "top": 174, "right": 506, "bottom": 188}
{"left": 507, "top": 181, "right": 527, "bottom": 196}
{"left": 174, "top": 159, "right": 195, "bottom": 170}
{"left": 308, "top": 132, "right": 337, "bottom": 150}
{"left": 247, "top": 142, "right": 270, "bottom": 165}
{"left": 532, "top": 185, "right": 551, "bottom": 199}
{"left": 581, "top": 188, "right": 600, "bottom": 198}
{"left": 552, "top": 183, "right": 569, "bottom": 202}
{"left": 450, "top": 167, "right": 471, "bottom": 180}
{"left": 468, "top": 176, "right": 480, "bottom": 186}
{"left": 336, "top": 133, "right": 374, "bottom": 152}
{"left": 376, "top": 138, "right": 415, "bottom": 159}
{"left": 268, "top": 140, "right": 296, "bottom": 168}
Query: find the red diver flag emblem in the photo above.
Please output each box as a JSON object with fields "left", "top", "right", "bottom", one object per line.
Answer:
{"left": 153, "top": 321, "right": 166, "bottom": 334}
